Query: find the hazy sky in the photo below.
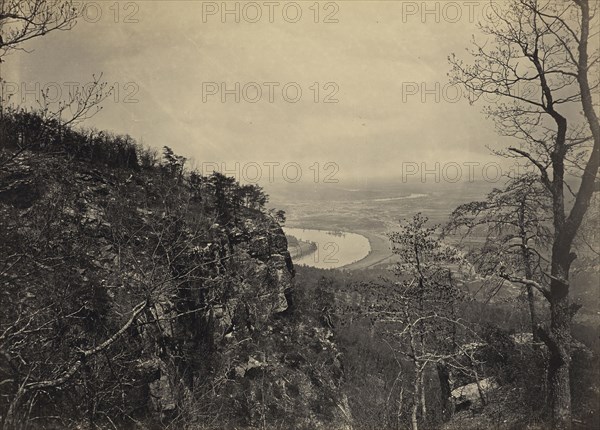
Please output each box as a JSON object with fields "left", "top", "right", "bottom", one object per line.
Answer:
{"left": 4, "top": 1, "right": 524, "bottom": 183}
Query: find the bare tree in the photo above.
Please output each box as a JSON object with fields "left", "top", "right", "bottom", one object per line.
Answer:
{"left": 0, "top": 152, "right": 219, "bottom": 428}
{"left": 449, "top": 1, "right": 599, "bottom": 428}
{"left": 0, "top": 0, "right": 78, "bottom": 58}
{"left": 445, "top": 173, "right": 553, "bottom": 340}
{"left": 0, "top": 0, "right": 113, "bottom": 167}
{"left": 378, "top": 214, "right": 472, "bottom": 430}
{"left": 0, "top": 0, "right": 111, "bottom": 167}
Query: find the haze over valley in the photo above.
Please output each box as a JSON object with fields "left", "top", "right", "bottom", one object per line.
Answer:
{"left": 1, "top": 1, "right": 598, "bottom": 429}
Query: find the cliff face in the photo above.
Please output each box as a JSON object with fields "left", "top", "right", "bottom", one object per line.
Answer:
{"left": 0, "top": 126, "right": 349, "bottom": 429}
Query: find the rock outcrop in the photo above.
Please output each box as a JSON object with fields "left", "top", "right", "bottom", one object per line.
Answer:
{"left": 0, "top": 132, "right": 348, "bottom": 429}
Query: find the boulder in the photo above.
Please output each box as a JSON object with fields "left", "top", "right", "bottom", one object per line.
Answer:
{"left": 451, "top": 377, "right": 499, "bottom": 411}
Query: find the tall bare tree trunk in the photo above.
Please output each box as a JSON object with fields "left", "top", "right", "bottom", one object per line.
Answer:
{"left": 449, "top": 1, "right": 599, "bottom": 428}
{"left": 544, "top": 2, "right": 598, "bottom": 426}
{"left": 437, "top": 362, "right": 452, "bottom": 420}
{"left": 544, "top": 255, "right": 574, "bottom": 430}
{"left": 518, "top": 197, "right": 538, "bottom": 340}
{"left": 411, "top": 368, "right": 421, "bottom": 430}
{"left": 420, "top": 370, "right": 427, "bottom": 422}
{"left": 526, "top": 285, "right": 537, "bottom": 338}
{"left": 546, "top": 168, "right": 573, "bottom": 430}
{"left": 548, "top": 297, "right": 572, "bottom": 430}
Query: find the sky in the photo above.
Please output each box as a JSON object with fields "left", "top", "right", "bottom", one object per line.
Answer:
{"left": 0, "top": 1, "right": 551, "bottom": 184}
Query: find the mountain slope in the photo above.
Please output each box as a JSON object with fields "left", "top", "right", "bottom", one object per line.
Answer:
{"left": 0, "top": 111, "right": 350, "bottom": 429}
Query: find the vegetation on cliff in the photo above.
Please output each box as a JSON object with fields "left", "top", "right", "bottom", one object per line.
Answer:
{"left": 0, "top": 109, "right": 349, "bottom": 429}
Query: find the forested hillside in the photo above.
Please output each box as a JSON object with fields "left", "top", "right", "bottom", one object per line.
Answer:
{"left": 0, "top": 110, "right": 350, "bottom": 429}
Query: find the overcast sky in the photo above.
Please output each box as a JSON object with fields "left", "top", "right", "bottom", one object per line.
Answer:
{"left": 4, "top": 1, "right": 526, "bottom": 183}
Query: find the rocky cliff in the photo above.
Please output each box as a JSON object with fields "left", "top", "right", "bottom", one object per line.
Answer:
{"left": 0, "top": 112, "right": 350, "bottom": 429}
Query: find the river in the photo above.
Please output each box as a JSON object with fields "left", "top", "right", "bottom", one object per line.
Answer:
{"left": 283, "top": 227, "right": 371, "bottom": 269}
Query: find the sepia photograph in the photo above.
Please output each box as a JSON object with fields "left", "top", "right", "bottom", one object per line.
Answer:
{"left": 0, "top": 0, "right": 598, "bottom": 429}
